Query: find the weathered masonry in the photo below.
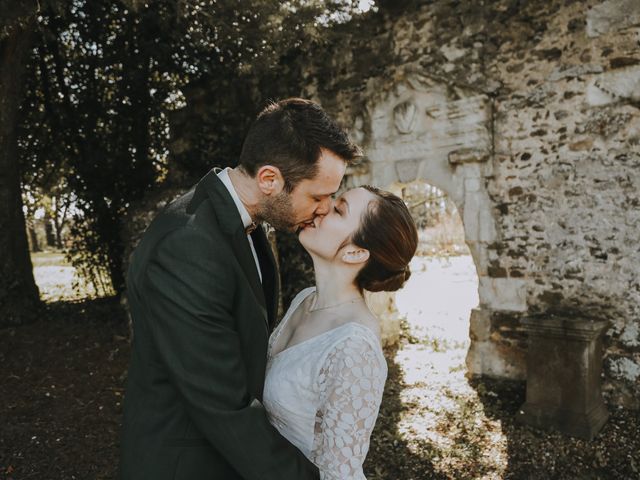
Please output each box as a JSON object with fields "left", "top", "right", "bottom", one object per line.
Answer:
{"left": 301, "top": 0, "right": 640, "bottom": 410}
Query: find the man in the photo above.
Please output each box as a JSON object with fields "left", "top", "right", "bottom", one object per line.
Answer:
{"left": 119, "top": 98, "right": 361, "bottom": 479}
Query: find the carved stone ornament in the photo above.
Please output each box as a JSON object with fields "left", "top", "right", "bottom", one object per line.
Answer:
{"left": 393, "top": 100, "right": 417, "bottom": 134}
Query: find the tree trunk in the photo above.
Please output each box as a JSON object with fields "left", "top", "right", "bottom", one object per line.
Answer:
{"left": 54, "top": 222, "right": 63, "bottom": 249}
{"left": 53, "top": 197, "right": 69, "bottom": 249}
{"left": 28, "top": 225, "right": 41, "bottom": 252}
{"left": 0, "top": 25, "right": 41, "bottom": 326}
{"left": 43, "top": 211, "right": 56, "bottom": 247}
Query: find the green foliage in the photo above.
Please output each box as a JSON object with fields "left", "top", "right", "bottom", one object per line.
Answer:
{"left": 18, "top": 0, "right": 373, "bottom": 295}
{"left": 20, "top": 1, "right": 162, "bottom": 293}
{"left": 0, "top": 0, "right": 37, "bottom": 39}
{"left": 158, "top": 0, "right": 372, "bottom": 181}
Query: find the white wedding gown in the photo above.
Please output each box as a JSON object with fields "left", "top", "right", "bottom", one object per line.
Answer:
{"left": 263, "top": 287, "right": 387, "bottom": 480}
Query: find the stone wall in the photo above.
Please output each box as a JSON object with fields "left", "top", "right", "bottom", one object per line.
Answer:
{"left": 300, "top": 0, "right": 640, "bottom": 407}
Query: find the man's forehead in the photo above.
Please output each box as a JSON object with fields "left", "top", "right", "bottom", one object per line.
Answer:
{"left": 295, "top": 153, "right": 346, "bottom": 195}
{"left": 300, "top": 176, "right": 342, "bottom": 196}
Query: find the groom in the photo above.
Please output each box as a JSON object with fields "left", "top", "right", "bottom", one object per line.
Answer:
{"left": 119, "top": 98, "right": 361, "bottom": 479}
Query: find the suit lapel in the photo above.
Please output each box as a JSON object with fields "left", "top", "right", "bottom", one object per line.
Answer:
{"left": 193, "top": 169, "right": 268, "bottom": 327}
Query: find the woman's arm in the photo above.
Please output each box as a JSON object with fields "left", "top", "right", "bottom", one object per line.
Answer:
{"left": 311, "top": 335, "right": 387, "bottom": 479}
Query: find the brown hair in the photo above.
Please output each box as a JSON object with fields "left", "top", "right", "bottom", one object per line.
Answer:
{"left": 238, "top": 98, "right": 362, "bottom": 192}
{"left": 351, "top": 186, "right": 418, "bottom": 292}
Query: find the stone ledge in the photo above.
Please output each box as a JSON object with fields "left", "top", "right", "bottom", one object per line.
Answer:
{"left": 521, "top": 315, "right": 611, "bottom": 341}
{"left": 448, "top": 148, "right": 490, "bottom": 165}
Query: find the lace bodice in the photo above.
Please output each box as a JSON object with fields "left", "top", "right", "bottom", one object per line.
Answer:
{"left": 263, "top": 287, "right": 387, "bottom": 480}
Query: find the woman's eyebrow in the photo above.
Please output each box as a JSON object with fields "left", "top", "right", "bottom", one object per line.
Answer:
{"left": 339, "top": 197, "right": 350, "bottom": 214}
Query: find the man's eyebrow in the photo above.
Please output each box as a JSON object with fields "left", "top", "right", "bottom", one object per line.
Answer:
{"left": 315, "top": 190, "right": 338, "bottom": 198}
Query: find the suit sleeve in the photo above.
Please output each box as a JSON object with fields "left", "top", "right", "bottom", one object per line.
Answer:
{"left": 140, "top": 226, "right": 319, "bottom": 480}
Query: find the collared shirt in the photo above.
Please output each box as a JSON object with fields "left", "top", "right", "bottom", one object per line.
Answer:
{"left": 217, "top": 168, "right": 262, "bottom": 282}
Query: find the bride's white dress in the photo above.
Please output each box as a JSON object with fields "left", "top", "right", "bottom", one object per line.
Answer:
{"left": 263, "top": 287, "right": 387, "bottom": 480}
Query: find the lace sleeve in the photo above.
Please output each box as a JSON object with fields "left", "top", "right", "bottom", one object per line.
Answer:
{"left": 311, "top": 333, "right": 387, "bottom": 480}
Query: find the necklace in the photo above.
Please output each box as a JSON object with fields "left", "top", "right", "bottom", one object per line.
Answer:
{"left": 308, "top": 293, "right": 365, "bottom": 313}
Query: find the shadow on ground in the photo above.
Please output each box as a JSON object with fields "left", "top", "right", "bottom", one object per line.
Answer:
{"left": 365, "top": 343, "right": 447, "bottom": 480}
{"left": 0, "top": 297, "right": 129, "bottom": 480}
{"left": 469, "top": 377, "right": 640, "bottom": 480}
{"left": 2, "top": 297, "right": 639, "bottom": 480}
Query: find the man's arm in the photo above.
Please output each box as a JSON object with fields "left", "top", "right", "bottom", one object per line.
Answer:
{"left": 141, "top": 226, "right": 319, "bottom": 480}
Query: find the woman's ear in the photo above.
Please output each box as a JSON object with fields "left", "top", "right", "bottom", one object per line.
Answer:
{"left": 256, "top": 165, "right": 284, "bottom": 195}
{"left": 342, "top": 247, "right": 370, "bottom": 265}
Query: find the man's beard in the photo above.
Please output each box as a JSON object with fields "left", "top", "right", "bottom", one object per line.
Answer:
{"left": 257, "top": 190, "right": 298, "bottom": 232}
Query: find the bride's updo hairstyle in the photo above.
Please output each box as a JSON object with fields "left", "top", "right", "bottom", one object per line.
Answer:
{"left": 351, "top": 186, "right": 418, "bottom": 292}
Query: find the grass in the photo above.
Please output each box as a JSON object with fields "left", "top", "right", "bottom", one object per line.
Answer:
{"left": 30, "top": 250, "right": 102, "bottom": 302}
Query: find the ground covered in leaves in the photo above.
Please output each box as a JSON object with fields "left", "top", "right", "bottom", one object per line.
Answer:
{"left": 1, "top": 253, "right": 639, "bottom": 479}
{"left": 0, "top": 297, "right": 129, "bottom": 479}
{"left": 365, "top": 337, "right": 640, "bottom": 480}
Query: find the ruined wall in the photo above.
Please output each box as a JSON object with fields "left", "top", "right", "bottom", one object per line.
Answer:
{"left": 302, "top": 0, "right": 640, "bottom": 407}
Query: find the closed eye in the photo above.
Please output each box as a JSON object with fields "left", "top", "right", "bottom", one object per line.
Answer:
{"left": 334, "top": 206, "right": 341, "bottom": 215}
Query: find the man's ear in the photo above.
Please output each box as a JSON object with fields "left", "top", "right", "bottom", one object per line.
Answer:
{"left": 342, "top": 247, "right": 370, "bottom": 265}
{"left": 256, "top": 165, "right": 284, "bottom": 195}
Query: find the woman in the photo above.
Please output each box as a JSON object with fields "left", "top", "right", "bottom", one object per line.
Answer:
{"left": 263, "top": 185, "right": 418, "bottom": 479}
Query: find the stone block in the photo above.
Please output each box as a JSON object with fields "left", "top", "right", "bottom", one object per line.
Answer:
{"left": 479, "top": 277, "right": 527, "bottom": 312}
{"left": 464, "top": 177, "right": 481, "bottom": 192}
{"left": 586, "top": 0, "right": 640, "bottom": 37}
{"left": 467, "top": 242, "right": 489, "bottom": 276}
{"left": 365, "top": 290, "right": 401, "bottom": 347}
{"left": 586, "top": 66, "right": 640, "bottom": 107}
{"left": 463, "top": 191, "right": 481, "bottom": 242}
{"left": 478, "top": 205, "right": 497, "bottom": 243}
{"left": 465, "top": 337, "right": 526, "bottom": 380}
{"left": 469, "top": 307, "right": 491, "bottom": 341}
{"left": 516, "top": 315, "right": 611, "bottom": 440}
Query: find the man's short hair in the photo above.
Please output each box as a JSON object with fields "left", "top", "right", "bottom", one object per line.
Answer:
{"left": 238, "top": 98, "right": 362, "bottom": 192}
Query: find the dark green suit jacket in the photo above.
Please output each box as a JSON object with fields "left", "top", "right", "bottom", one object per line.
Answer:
{"left": 119, "top": 169, "right": 319, "bottom": 479}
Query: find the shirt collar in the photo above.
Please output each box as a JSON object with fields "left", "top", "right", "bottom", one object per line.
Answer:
{"left": 217, "top": 167, "right": 254, "bottom": 230}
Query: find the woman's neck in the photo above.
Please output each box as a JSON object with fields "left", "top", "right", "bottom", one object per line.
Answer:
{"left": 311, "top": 259, "right": 362, "bottom": 310}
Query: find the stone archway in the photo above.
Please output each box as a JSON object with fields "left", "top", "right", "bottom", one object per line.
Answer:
{"left": 344, "top": 73, "right": 526, "bottom": 380}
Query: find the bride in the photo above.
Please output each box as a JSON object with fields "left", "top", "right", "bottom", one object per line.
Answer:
{"left": 263, "top": 185, "right": 418, "bottom": 479}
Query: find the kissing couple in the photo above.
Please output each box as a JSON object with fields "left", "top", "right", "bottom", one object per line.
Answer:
{"left": 119, "top": 98, "right": 418, "bottom": 479}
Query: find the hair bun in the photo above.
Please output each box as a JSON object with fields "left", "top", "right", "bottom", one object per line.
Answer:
{"left": 352, "top": 186, "right": 418, "bottom": 294}
{"left": 363, "top": 265, "right": 411, "bottom": 293}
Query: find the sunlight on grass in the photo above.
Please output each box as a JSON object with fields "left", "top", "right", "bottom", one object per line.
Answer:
{"left": 30, "top": 248, "right": 506, "bottom": 476}
{"left": 393, "top": 254, "right": 510, "bottom": 478}
{"left": 31, "top": 251, "right": 100, "bottom": 301}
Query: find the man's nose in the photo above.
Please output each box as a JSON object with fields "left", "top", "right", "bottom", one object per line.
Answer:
{"left": 315, "top": 197, "right": 332, "bottom": 216}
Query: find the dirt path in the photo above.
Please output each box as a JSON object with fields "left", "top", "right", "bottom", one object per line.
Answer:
{"left": 1, "top": 254, "right": 638, "bottom": 479}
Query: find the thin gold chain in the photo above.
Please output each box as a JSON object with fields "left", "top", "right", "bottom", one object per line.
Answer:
{"left": 308, "top": 293, "right": 365, "bottom": 313}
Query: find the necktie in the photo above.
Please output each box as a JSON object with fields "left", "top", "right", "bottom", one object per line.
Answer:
{"left": 245, "top": 222, "right": 258, "bottom": 235}
{"left": 250, "top": 227, "right": 276, "bottom": 326}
